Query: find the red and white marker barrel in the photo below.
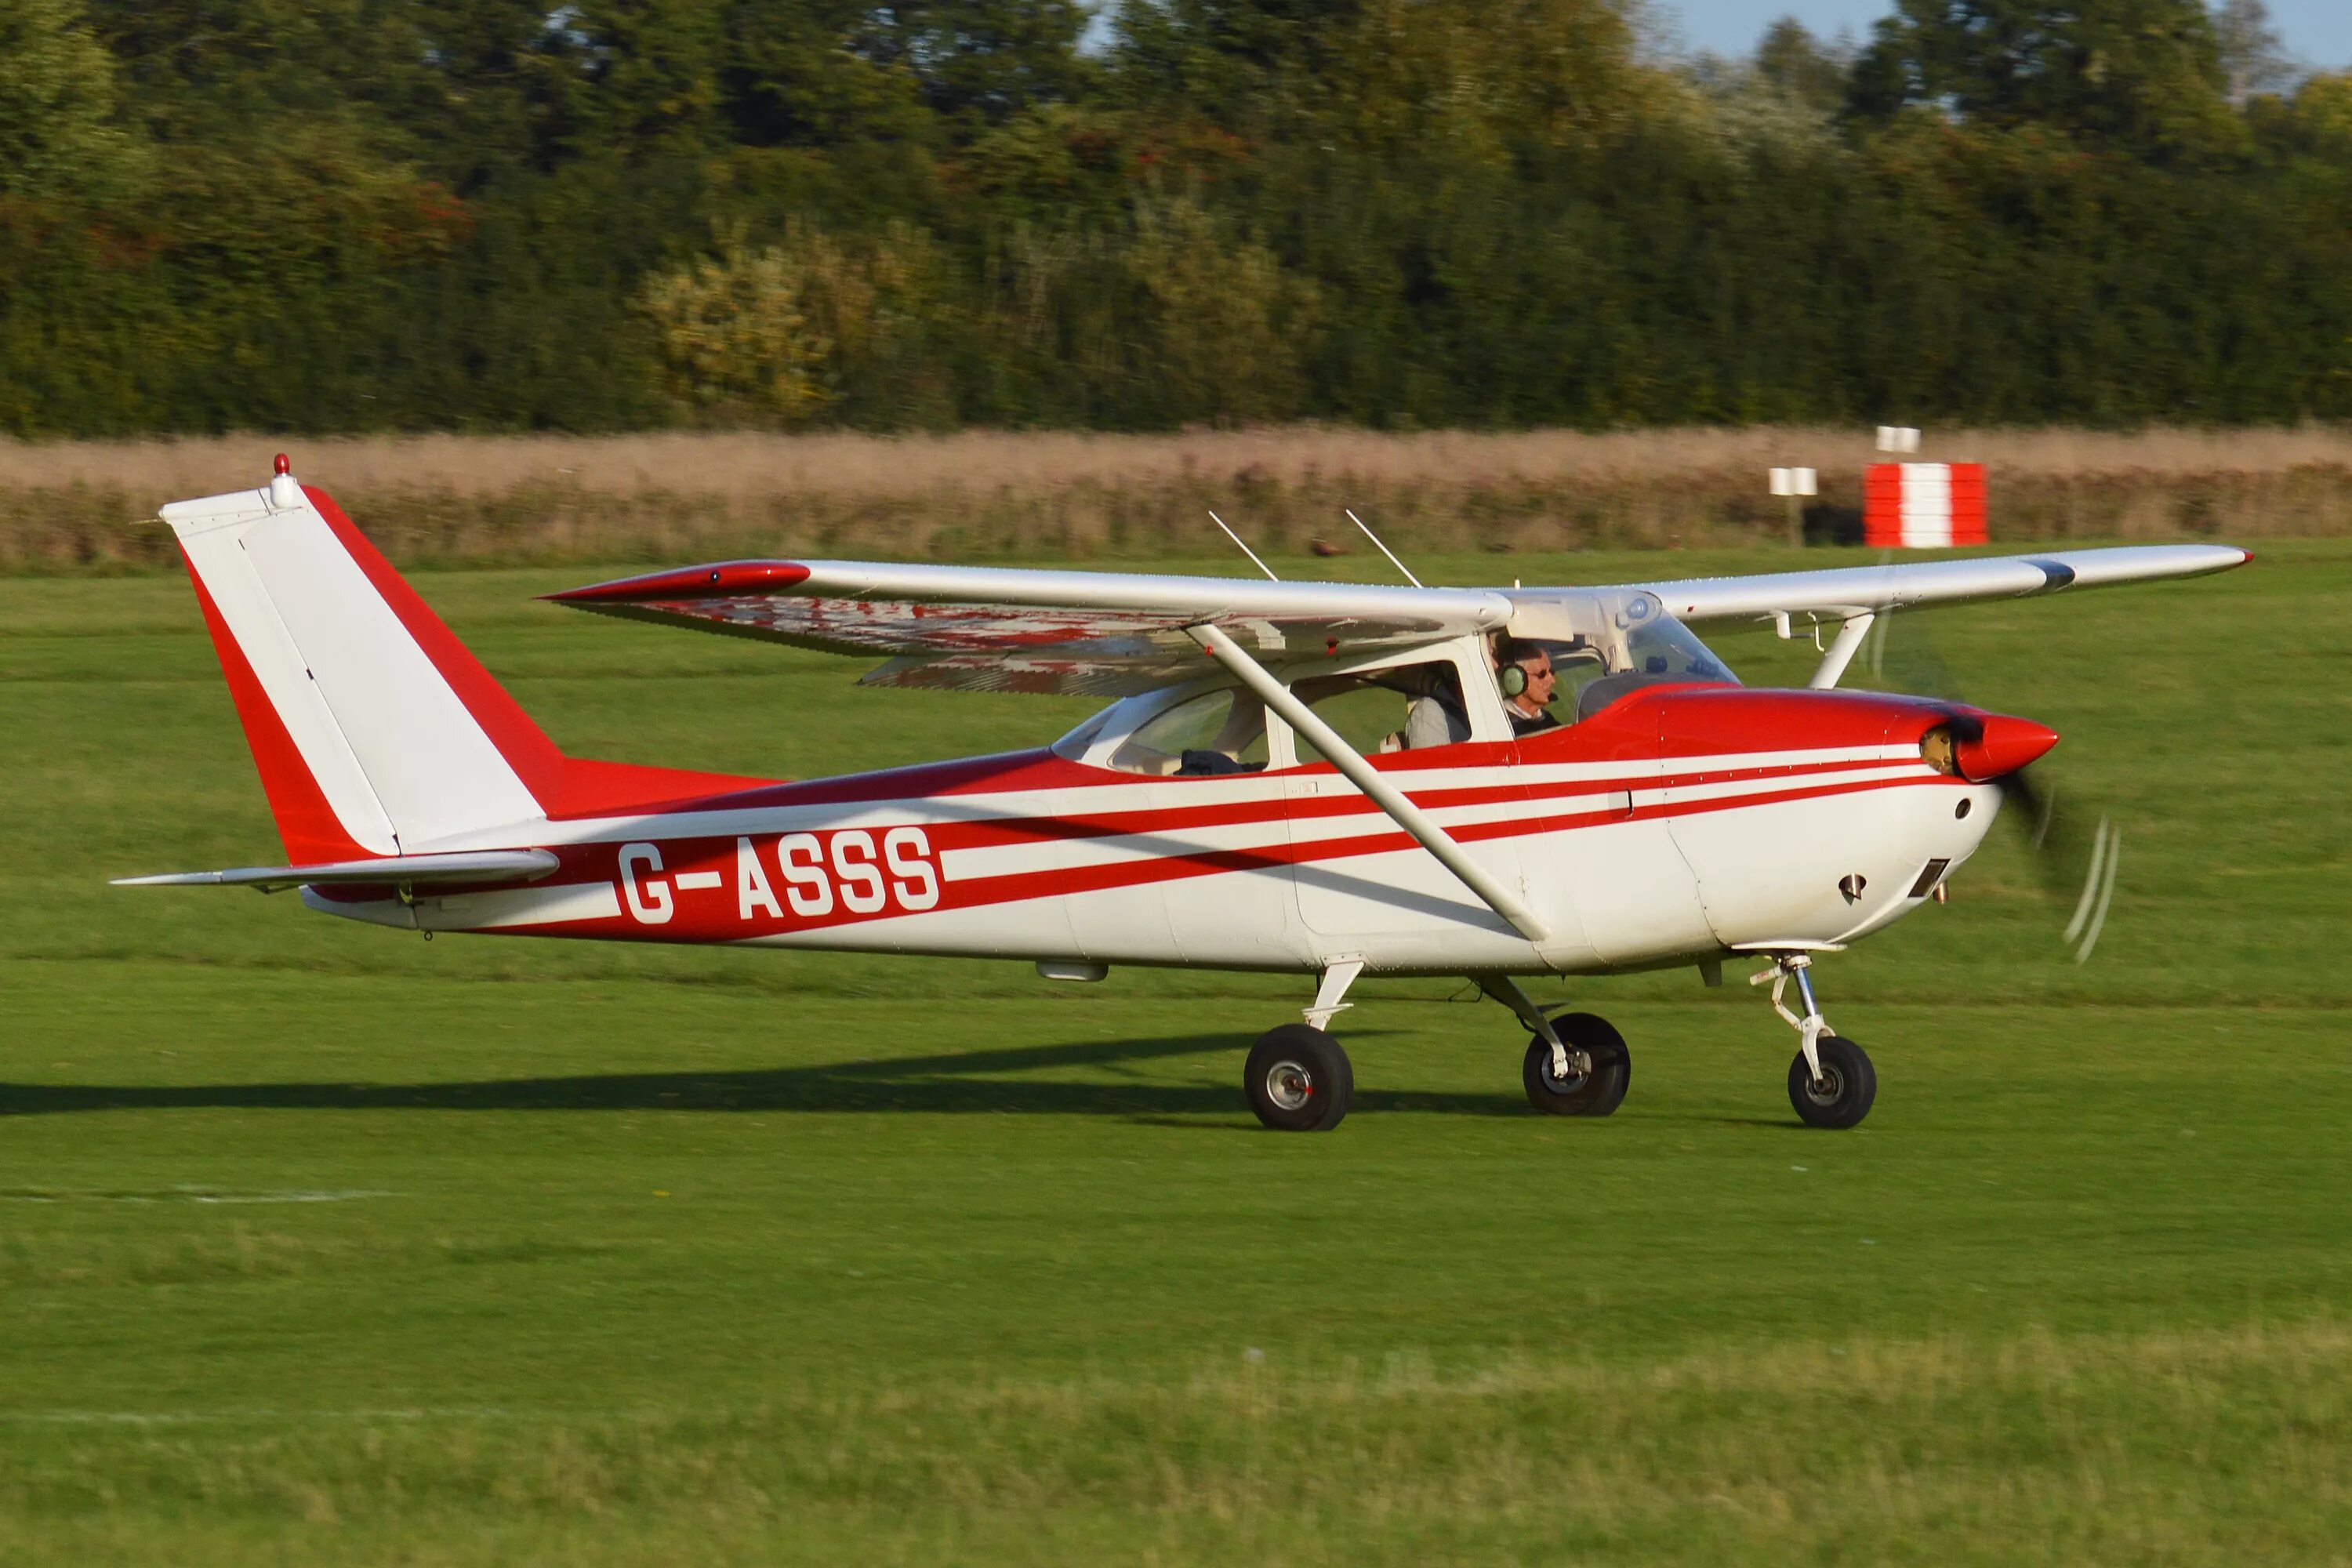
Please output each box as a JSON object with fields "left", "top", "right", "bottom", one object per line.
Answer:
{"left": 1864, "top": 463, "right": 1987, "bottom": 547}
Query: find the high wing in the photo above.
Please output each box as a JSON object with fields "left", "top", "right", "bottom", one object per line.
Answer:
{"left": 549, "top": 560, "right": 1515, "bottom": 696}
{"left": 1626, "top": 544, "right": 2250, "bottom": 627}
{"left": 549, "top": 544, "right": 2249, "bottom": 695}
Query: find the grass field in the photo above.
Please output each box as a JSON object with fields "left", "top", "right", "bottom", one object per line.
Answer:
{"left": 9, "top": 425, "right": 2352, "bottom": 572}
{"left": 2, "top": 541, "right": 2348, "bottom": 1564}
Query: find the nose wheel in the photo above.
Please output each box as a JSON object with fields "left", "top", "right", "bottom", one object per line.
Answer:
{"left": 1755, "top": 954, "right": 1877, "bottom": 1129}
{"left": 1787, "top": 1033, "right": 1875, "bottom": 1129}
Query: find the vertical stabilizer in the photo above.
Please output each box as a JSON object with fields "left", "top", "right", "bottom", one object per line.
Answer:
{"left": 165, "top": 461, "right": 561, "bottom": 862}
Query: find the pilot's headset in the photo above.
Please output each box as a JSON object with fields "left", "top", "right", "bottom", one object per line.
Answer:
{"left": 1495, "top": 635, "right": 1534, "bottom": 698}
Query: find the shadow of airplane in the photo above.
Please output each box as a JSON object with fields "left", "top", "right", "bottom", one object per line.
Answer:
{"left": 0, "top": 1031, "right": 1530, "bottom": 1120}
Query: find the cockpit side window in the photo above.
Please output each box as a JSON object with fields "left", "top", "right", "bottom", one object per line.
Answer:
{"left": 1073, "top": 637, "right": 1504, "bottom": 776}
{"left": 1504, "top": 636, "right": 1611, "bottom": 719}
{"left": 1288, "top": 659, "right": 1470, "bottom": 766}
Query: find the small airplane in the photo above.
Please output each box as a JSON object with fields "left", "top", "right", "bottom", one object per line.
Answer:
{"left": 119, "top": 457, "right": 2249, "bottom": 1131}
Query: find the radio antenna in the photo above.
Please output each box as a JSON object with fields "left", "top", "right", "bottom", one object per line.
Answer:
{"left": 1207, "top": 510, "right": 1279, "bottom": 581}
{"left": 1345, "top": 508, "right": 1424, "bottom": 587}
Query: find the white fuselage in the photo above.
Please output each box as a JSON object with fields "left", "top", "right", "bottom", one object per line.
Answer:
{"left": 312, "top": 703, "right": 2003, "bottom": 979}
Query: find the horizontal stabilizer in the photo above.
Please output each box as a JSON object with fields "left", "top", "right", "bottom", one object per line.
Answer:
{"left": 113, "top": 849, "right": 560, "bottom": 893}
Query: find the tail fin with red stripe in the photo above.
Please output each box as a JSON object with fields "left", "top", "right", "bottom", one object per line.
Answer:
{"left": 163, "top": 462, "right": 568, "bottom": 862}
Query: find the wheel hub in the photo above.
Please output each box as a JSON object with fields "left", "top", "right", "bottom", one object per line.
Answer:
{"left": 1543, "top": 1061, "right": 1589, "bottom": 1094}
{"left": 1805, "top": 1066, "right": 1844, "bottom": 1103}
{"left": 1265, "top": 1061, "right": 1315, "bottom": 1111}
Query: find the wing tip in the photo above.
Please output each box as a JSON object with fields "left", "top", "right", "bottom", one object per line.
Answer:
{"left": 546, "top": 561, "right": 811, "bottom": 604}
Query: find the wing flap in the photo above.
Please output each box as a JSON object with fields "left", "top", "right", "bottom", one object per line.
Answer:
{"left": 548, "top": 559, "right": 1514, "bottom": 682}
{"left": 855, "top": 653, "right": 1203, "bottom": 698}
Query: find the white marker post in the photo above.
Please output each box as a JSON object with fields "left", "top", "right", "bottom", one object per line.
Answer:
{"left": 1769, "top": 466, "right": 1818, "bottom": 548}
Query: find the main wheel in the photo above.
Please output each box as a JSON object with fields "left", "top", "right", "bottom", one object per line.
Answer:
{"left": 1245, "top": 1024, "right": 1354, "bottom": 1132}
{"left": 1523, "top": 1012, "right": 1631, "bottom": 1116}
{"left": 1788, "top": 1034, "right": 1876, "bottom": 1129}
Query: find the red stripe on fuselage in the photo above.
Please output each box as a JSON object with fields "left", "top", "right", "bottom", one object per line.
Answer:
{"left": 601, "top": 745, "right": 1918, "bottom": 858}
{"left": 571, "top": 684, "right": 1961, "bottom": 826}
{"left": 326, "top": 683, "right": 1973, "bottom": 937}
{"left": 407, "top": 763, "right": 1951, "bottom": 941}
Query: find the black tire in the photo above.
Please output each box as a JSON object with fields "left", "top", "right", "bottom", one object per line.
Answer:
{"left": 1522, "top": 1011, "right": 1631, "bottom": 1116}
{"left": 1244, "top": 1025, "right": 1354, "bottom": 1132}
{"left": 1788, "top": 1034, "right": 1876, "bottom": 1129}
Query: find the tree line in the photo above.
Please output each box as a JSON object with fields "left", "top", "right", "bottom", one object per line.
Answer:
{"left": 3, "top": 0, "right": 2350, "bottom": 436}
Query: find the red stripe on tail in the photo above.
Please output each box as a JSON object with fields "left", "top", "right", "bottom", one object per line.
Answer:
{"left": 305, "top": 486, "right": 773, "bottom": 818}
{"left": 306, "top": 486, "right": 568, "bottom": 804}
{"left": 181, "top": 549, "right": 377, "bottom": 865}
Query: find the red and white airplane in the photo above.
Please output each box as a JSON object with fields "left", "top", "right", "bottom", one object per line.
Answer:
{"left": 120, "top": 458, "right": 2249, "bottom": 1131}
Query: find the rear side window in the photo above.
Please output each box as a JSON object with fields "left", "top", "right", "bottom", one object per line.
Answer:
{"left": 1109, "top": 688, "right": 1269, "bottom": 775}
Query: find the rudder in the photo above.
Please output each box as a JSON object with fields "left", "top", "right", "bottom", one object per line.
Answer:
{"left": 165, "top": 460, "right": 563, "bottom": 862}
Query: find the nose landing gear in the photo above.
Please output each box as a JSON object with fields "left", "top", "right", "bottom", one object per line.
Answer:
{"left": 1787, "top": 1033, "right": 1875, "bottom": 1129}
{"left": 1754, "top": 954, "right": 1876, "bottom": 1129}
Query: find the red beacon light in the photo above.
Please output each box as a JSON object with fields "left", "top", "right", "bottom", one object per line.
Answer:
{"left": 273, "top": 453, "right": 291, "bottom": 476}
{"left": 267, "top": 453, "right": 300, "bottom": 510}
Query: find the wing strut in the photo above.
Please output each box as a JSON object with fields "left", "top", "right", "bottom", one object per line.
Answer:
{"left": 1806, "top": 612, "right": 1875, "bottom": 690}
{"left": 1185, "top": 622, "right": 1551, "bottom": 944}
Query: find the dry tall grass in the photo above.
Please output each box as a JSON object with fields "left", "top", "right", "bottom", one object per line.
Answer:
{"left": 5, "top": 425, "right": 2350, "bottom": 572}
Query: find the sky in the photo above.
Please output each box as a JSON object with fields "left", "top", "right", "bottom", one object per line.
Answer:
{"left": 1662, "top": 1, "right": 2352, "bottom": 70}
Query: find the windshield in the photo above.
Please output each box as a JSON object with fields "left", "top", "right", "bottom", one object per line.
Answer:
{"left": 1500, "top": 590, "right": 1738, "bottom": 724}
{"left": 1624, "top": 608, "right": 1738, "bottom": 683}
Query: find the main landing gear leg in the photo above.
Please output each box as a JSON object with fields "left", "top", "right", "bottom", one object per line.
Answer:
{"left": 1244, "top": 959, "right": 1363, "bottom": 1133}
{"left": 1473, "top": 973, "right": 1632, "bottom": 1118}
{"left": 1754, "top": 955, "right": 1876, "bottom": 1130}
{"left": 1475, "top": 973, "right": 1570, "bottom": 1076}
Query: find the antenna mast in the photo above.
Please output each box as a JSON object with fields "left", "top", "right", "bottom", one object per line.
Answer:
{"left": 1207, "top": 510, "right": 1279, "bottom": 582}
{"left": 1344, "top": 508, "right": 1425, "bottom": 587}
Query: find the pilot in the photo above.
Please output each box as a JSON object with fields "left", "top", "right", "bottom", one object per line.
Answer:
{"left": 1494, "top": 637, "right": 1562, "bottom": 736}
